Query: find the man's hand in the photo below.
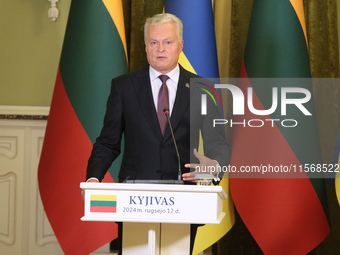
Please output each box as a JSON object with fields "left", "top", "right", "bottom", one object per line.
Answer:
{"left": 182, "top": 148, "right": 219, "bottom": 182}
{"left": 81, "top": 179, "right": 99, "bottom": 199}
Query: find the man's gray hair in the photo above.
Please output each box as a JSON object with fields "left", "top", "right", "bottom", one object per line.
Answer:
{"left": 144, "top": 13, "right": 183, "bottom": 42}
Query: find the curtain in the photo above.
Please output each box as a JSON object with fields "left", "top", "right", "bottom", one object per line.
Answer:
{"left": 122, "top": 0, "right": 164, "bottom": 72}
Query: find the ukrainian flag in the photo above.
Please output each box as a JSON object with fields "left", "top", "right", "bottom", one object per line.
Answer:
{"left": 165, "top": 1, "right": 235, "bottom": 254}
{"left": 331, "top": 130, "right": 340, "bottom": 205}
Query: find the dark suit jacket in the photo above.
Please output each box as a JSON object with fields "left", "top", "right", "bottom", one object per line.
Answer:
{"left": 86, "top": 65, "right": 230, "bottom": 182}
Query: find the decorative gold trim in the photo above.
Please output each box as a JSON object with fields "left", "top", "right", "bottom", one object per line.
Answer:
{"left": 0, "top": 106, "right": 49, "bottom": 120}
{"left": 0, "top": 114, "right": 48, "bottom": 120}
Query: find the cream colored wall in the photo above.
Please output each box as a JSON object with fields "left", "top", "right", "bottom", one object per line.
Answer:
{"left": 0, "top": 0, "right": 71, "bottom": 106}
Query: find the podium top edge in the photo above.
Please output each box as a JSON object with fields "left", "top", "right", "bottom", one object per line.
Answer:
{"left": 80, "top": 182, "right": 226, "bottom": 197}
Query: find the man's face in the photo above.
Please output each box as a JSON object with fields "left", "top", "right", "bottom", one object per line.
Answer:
{"left": 145, "top": 22, "right": 183, "bottom": 74}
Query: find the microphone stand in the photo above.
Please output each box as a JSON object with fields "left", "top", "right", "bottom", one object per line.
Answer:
{"left": 124, "top": 108, "right": 183, "bottom": 185}
{"left": 163, "top": 108, "right": 182, "bottom": 182}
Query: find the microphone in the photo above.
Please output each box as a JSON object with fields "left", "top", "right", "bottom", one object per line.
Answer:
{"left": 163, "top": 108, "right": 182, "bottom": 181}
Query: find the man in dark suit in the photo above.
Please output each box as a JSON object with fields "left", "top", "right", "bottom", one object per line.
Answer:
{"left": 84, "top": 12, "right": 230, "bottom": 253}
{"left": 85, "top": 13, "right": 230, "bottom": 183}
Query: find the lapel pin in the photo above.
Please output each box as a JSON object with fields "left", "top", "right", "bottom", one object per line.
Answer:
{"left": 185, "top": 83, "right": 190, "bottom": 88}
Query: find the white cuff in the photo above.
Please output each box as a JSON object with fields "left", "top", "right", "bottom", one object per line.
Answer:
{"left": 86, "top": 177, "right": 99, "bottom": 182}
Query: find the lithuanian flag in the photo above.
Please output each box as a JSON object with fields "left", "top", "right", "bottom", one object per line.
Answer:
{"left": 165, "top": 1, "right": 235, "bottom": 254}
{"left": 38, "top": 0, "right": 128, "bottom": 254}
{"left": 90, "top": 195, "right": 117, "bottom": 213}
{"left": 229, "top": 0, "right": 330, "bottom": 254}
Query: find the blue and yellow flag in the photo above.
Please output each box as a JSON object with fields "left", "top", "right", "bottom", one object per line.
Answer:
{"left": 331, "top": 130, "right": 340, "bottom": 204}
{"left": 165, "top": 1, "right": 235, "bottom": 254}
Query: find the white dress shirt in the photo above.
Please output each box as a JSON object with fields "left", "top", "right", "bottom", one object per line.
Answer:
{"left": 149, "top": 65, "right": 180, "bottom": 116}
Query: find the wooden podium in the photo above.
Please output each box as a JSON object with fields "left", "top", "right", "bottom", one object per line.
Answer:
{"left": 81, "top": 182, "right": 227, "bottom": 255}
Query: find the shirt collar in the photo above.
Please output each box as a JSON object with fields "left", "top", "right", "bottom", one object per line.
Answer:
{"left": 149, "top": 65, "right": 180, "bottom": 83}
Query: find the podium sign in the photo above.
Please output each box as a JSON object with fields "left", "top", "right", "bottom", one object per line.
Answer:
{"left": 81, "top": 182, "right": 227, "bottom": 255}
{"left": 81, "top": 182, "right": 227, "bottom": 224}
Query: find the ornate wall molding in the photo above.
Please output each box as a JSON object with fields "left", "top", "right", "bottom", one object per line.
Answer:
{"left": 0, "top": 173, "right": 16, "bottom": 245}
{"left": 0, "top": 136, "right": 17, "bottom": 159}
{"left": 0, "top": 106, "right": 49, "bottom": 121}
{"left": 0, "top": 105, "right": 63, "bottom": 254}
{"left": 0, "top": 115, "right": 48, "bottom": 120}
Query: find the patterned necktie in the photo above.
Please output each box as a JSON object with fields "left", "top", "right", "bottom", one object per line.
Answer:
{"left": 157, "top": 75, "right": 170, "bottom": 136}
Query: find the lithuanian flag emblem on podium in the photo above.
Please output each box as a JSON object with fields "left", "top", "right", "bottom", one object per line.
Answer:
{"left": 90, "top": 195, "right": 117, "bottom": 213}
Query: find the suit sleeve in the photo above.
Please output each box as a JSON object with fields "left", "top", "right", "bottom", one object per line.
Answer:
{"left": 198, "top": 81, "right": 231, "bottom": 179}
{"left": 86, "top": 79, "right": 124, "bottom": 181}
